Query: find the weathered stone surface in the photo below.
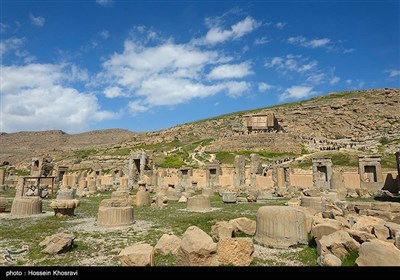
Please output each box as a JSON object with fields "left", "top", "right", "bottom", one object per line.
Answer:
{"left": 347, "top": 229, "right": 376, "bottom": 244}
{"left": 229, "top": 217, "right": 256, "bottom": 236}
{"left": 202, "top": 188, "right": 214, "bottom": 197}
{"left": 301, "top": 196, "right": 325, "bottom": 213}
{"left": 221, "top": 192, "right": 237, "bottom": 203}
{"left": 356, "top": 239, "right": 400, "bottom": 266}
{"left": 287, "top": 198, "right": 301, "bottom": 207}
{"left": 351, "top": 215, "right": 384, "bottom": 233}
{"left": 395, "top": 231, "right": 400, "bottom": 249}
{"left": 178, "top": 196, "right": 188, "bottom": 203}
{"left": 50, "top": 199, "right": 80, "bottom": 216}
{"left": 119, "top": 243, "right": 154, "bottom": 266}
{"left": 210, "top": 221, "right": 235, "bottom": 241}
{"left": 390, "top": 202, "right": 400, "bottom": 213}
{"left": 97, "top": 204, "right": 134, "bottom": 227}
{"left": 0, "top": 196, "right": 6, "bottom": 212}
{"left": 317, "top": 253, "right": 342, "bottom": 267}
{"left": 154, "top": 234, "right": 181, "bottom": 255}
{"left": 136, "top": 189, "right": 150, "bottom": 207}
{"left": 312, "top": 223, "right": 340, "bottom": 241}
{"left": 361, "top": 209, "right": 392, "bottom": 221}
{"left": 152, "top": 194, "right": 168, "bottom": 208}
{"left": 176, "top": 226, "right": 218, "bottom": 266}
{"left": 39, "top": 233, "right": 75, "bottom": 254}
{"left": 11, "top": 197, "right": 42, "bottom": 216}
{"left": 255, "top": 206, "right": 307, "bottom": 248}
{"left": 371, "top": 202, "right": 391, "bottom": 212}
{"left": 303, "top": 189, "right": 321, "bottom": 197}
{"left": 384, "top": 222, "right": 400, "bottom": 239}
{"left": 100, "top": 199, "right": 129, "bottom": 208}
{"left": 217, "top": 238, "right": 254, "bottom": 266}
{"left": 317, "top": 230, "right": 360, "bottom": 260}
{"left": 187, "top": 195, "right": 211, "bottom": 212}
{"left": 166, "top": 187, "right": 181, "bottom": 201}
{"left": 373, "top": 224, "right": 390, "bottom": 240}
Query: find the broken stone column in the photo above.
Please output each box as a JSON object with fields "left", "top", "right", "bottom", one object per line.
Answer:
{"left": 233, "top": 155, "right": 245, "bottom": 187}
{"left": 166, "top": 187, "right": 181, "bottom": 201}
{"left": 0, "top": 168, "right": 5, "bottom": 188}
{"left": 301, "top": 196, "right": 326, "bottom": 213}
{"left": 97, "top": 199, "right": 134, "bottom": 227}
{"left": 221, "top": 192, "right": 237, "bottom": 203}
{"left": 87, "top": 179, "right": 96, "bottom": 194}
{"left": 250, "top": 154, "right": 262, "bottom": 188}
{"left": 255, "top": 206, "right": 308, "bottom": 248}
{"left": 50, "top": 187, "right": 80, "bottom": 216}
{"left": 11, "top": 197, "right": 42, "bottom": 216}
{"left": 120, "top": 177, "right": 129, "bottom": 189}
{"left": 0, "top": 196, "right": 6, "bottom": 212}
{"left": 187, "top": 194, "right": 211, "bottom": 212}
{"left": 330, "top": 170, "right": 346, "bottom": 200}
{"left": 136, "top": 183, "right": 150, "bottom": 207}
{"left": 396, "top": 152, "right": 400, "bottom": 190}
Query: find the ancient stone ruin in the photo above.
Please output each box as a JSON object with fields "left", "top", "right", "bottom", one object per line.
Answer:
{"left": 359, "top": 155, "right": 383, "bottom": 193}
{"left": 312, "top": 157, "right": 332, "bottom": 189}
{"left": 50, "top": 186, "right": 80, "bottom": 216}
{"left": 97, "top": 188, "right": 134, "bottom": 227}
{"left": 255, "top": 206, "right": 308, "bottom": 248}
{"left": 187, "top": 194, "right": 211, "bottom": 212}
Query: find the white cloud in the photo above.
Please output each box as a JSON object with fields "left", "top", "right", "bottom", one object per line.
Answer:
{"left": 99, "top": 30, "right": 109, "bottom": 39}
{"left": 29, "top": 14, "right": 45, "bottom": 27}
{"left": 104, "top": 86, "right": 128, "bottom": 98}
{"left": 288, "top": 36, "right": 331, "bottom": 48}
{"left": 306, "top": 73, "right": 325, "bottom": 85}
{"left": 0, "top": 63, "right": 117, "bottom": 133}
{"left": 346, "top": 79, "right": 352, "bottom": 84}
{"left": 343, "top": 48, "right": 356, "bottom": 54}
{"left": 385, "top": 69, "right": 400, "bottom": 78}
{"left": 280, "top": 86, "right": 315, "bottom": 101}
{"left": 96, "top": 0, "right": 113, "bottom": 7}
{"left": 208, "top": 62, "right": 253, "bottom": 80}
{"left": 265, "top": 54, "right": 317, "bottom": 74}
{"left": 330, "top": 76, "right": 340, "bottom": 85}
{"left": 254, "top": 36, "right": 269, "bottom": 45}
{"left": 275, "top": 22, "right": 286, "bottom": 29}
{"left": 98, "top": 37, "right": 251, "bottom": 110}
{"left": 258, "top": 82, "right": 272, "bottom": 92}
{"left": 199, "top": 16, "right": 261, "bottom": 45}
{"left": 223, "top": 81, "right": 250, "bottom": 97}
{"left": 0, "top": 22, "right": 8, "bottom": 33}
{"left": 0, "top": 37, "right": 24, "bottom": 55}
{"left": 128, "top": 100, "right": 149, "bottom": 114}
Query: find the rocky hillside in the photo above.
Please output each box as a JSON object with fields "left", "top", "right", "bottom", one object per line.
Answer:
{"left": 0, "top": 129, "right": 139, "bottom": 163}
{"left": 1, "top": 88, "right": 399, "bottom": 168}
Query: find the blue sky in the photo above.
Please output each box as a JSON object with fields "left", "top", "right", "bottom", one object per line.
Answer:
{"left": 1, "top": 0, "right": 399, "bottom": 133}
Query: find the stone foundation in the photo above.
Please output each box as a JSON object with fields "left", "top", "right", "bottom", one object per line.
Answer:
{"left": 187, "top": 195, "right": 211, "bottom": 212}
{"left": 255, "top": 206, "right": 308, "bottom": 248}
{"left": 11, "top": 197, "right": 42, "bottom": 216}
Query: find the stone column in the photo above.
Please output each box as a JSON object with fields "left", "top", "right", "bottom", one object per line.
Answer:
{"left": 233, "top": 155, "right": 245, "bottom": 187}
{"left": 396, "top": 152, "right": 400, "bottom": 190}
{"left": 250, "top": 154, "right": 261, "bottom": 188}
{"left": 0, "top": 169, "right": 5, "bottom": 186}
